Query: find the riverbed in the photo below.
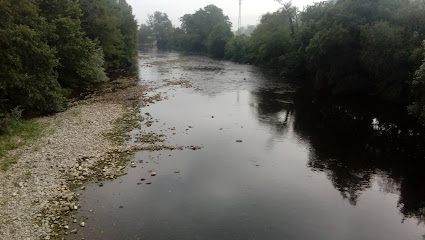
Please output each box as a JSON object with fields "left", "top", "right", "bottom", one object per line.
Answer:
{"left": 69, "top": 49, "right": 425, "bottom": 240}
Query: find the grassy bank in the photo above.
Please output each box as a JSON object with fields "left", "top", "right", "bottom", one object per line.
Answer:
{"left": 0, "top": 119, "right": 47, "bottom": 170}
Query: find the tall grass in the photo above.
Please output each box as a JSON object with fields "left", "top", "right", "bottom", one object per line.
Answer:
{"left": 0, "top": 108, "right": 47, "bottom": 170}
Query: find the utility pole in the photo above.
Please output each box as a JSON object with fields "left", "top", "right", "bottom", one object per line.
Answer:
{"left": 238, "top": 0, "right": 242, "bottom": 35}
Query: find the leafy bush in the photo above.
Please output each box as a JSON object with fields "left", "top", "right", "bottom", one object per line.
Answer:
{"left": 0, "top": 106, "right": 23, "bottom": 134}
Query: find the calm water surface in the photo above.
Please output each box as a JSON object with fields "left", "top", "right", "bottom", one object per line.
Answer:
{"left": 70, "top": 50, "right": 425, "bottom": 240}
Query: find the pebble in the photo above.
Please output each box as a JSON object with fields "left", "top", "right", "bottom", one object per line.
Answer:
{"left": 236, "top": 140, "right": 243, "bottom": 143}
{"left": 60, "top": 207, "right": 70, "bottom": 212}
{"left": 0, "top": 78, "right": 179, "bottom": 240}
{"left": 151, "top": 172, "right": 157, "bottom": 176}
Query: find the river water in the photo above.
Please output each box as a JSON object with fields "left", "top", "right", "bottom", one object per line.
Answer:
{"left": 70, "top": 49, "right": 425, "bottom": 240}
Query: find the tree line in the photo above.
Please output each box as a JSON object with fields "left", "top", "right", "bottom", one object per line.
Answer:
{"left": 0, "top": 0, "right": 137, "bottom": 131}
{"left": 139, "top": 0, "right": 425, "bottom": 126}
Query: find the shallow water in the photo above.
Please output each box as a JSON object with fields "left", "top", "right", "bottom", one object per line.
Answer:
{"left": 69, "top": 49, "right": 425, "bottom": 240}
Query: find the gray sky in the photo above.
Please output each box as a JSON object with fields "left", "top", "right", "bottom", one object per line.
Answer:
{"left": 126, "top": 0, "right": 320, "bottom": 30}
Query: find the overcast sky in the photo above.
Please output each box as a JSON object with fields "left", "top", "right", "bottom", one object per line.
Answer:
{"left": 126, "top": 0, "right": 320, "bottom": 30}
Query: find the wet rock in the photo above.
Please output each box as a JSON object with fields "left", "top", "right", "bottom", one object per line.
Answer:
{"left": 187, "top": 145, "right": 201, "bottom": 150}
{"left": 60, "top": 207, "right": 69, "bottom": 212}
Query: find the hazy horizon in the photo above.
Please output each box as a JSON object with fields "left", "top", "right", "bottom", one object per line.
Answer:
{"left": 126, "top": 0, "right": 320, "bottom": 30}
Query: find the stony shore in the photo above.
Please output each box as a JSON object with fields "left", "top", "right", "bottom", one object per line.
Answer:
{"left": 0, "top": 77, "right": 146, "bottom": 240}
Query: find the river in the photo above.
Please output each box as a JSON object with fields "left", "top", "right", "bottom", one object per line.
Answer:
{"left": 69, "top": 49, "right": 425, "bottom": 240}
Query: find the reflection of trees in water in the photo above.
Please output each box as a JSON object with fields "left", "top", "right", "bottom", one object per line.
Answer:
{"left": 252, "top": 86, "right": 425, "bottom": 221}
{"left": 292, "top": 94, "right": 376, "bottom": 205}
{"left": 251, "top": 87, "right": 295, "bottom": 146}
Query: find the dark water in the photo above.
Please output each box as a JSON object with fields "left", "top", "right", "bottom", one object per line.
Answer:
{"left": 70, "top": 50, "right": 425, "bottom": 240}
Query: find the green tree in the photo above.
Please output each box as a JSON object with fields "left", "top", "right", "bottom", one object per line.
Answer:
{"left": 360, "top": 21, "right": 409, "bottom": 100}
{"left": 38, "top": 0, "right": 108, "bottom": 88}
{"left": 409, "top": 41, "right": 425, "bottom": 126}
{"left": 275, "top": 1, "right": 298, "bottom": 37}
{"left": 79, "top": 0, "right": 136, "bottom": 69}
{"left": 138, "top": 24, "right": 155, "bottom": 47}
{"left": 117, "top": 0, "right": 138, "bottom": 67}
{"left": 249, "top": 10, "right": 294, "bottom": 69}
{"left": 148, "top": 11, "right": 174, "bottom": 49}
{"left": 224, "top": 35, "right": 253, "bottom": 63}
{"left": 179, "top": 5, "right": 232, "bottom": 54}
{"left": 0, "top": 0, "right": 64, "bottom": 115}
{"left": 206, "top": 23, "right": 234, "bottom": 58}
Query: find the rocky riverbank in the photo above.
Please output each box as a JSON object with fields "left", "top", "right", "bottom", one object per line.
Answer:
{"left": 0, "top": 77, "right": 146, "bottom": 240}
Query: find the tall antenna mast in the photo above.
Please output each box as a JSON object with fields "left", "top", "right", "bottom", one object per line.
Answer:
{"left": 238, "top": 0, "right": 242, "bottom": 35}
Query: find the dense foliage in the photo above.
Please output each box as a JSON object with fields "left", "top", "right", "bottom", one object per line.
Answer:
{"left": 0, "top": 0, "right": 137, "bottom": 125}
{"left": 39, "top": 0, "right": 108, "bottom": 88}
{"left": 80, "top": 0, "right": 137, "bottom": 69}
{"left": 409, "top": 41, "right": 425, "bottom": 125}
{"left": 176, "top": 5, "right": 233, "bottom": 56}
{"left": 225, "top": 0, "right": 425, "bottom": 125}
{"left": 138, "top": 1, "right": 425, "bottom": 125}
{"left": 137, "top": 24, "right": 155, "bottom": 47}
{"left": 0, "top": 0, "right": 65, "bottom": 116}
{"left": 139, "top": 5, "right": 233, "bottom": 57}
{"left": 146, "top": 12, "right": 173, "bottom": 49}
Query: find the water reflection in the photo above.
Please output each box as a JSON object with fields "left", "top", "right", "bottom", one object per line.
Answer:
{"left": 69, "top": 51, "right": 425, "bottom": 240}
{"left": 142, "top": 49, "right": 425, "bottom": 232}
{"left": 251, "top": 85, "right": 425, "bottom": 220}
